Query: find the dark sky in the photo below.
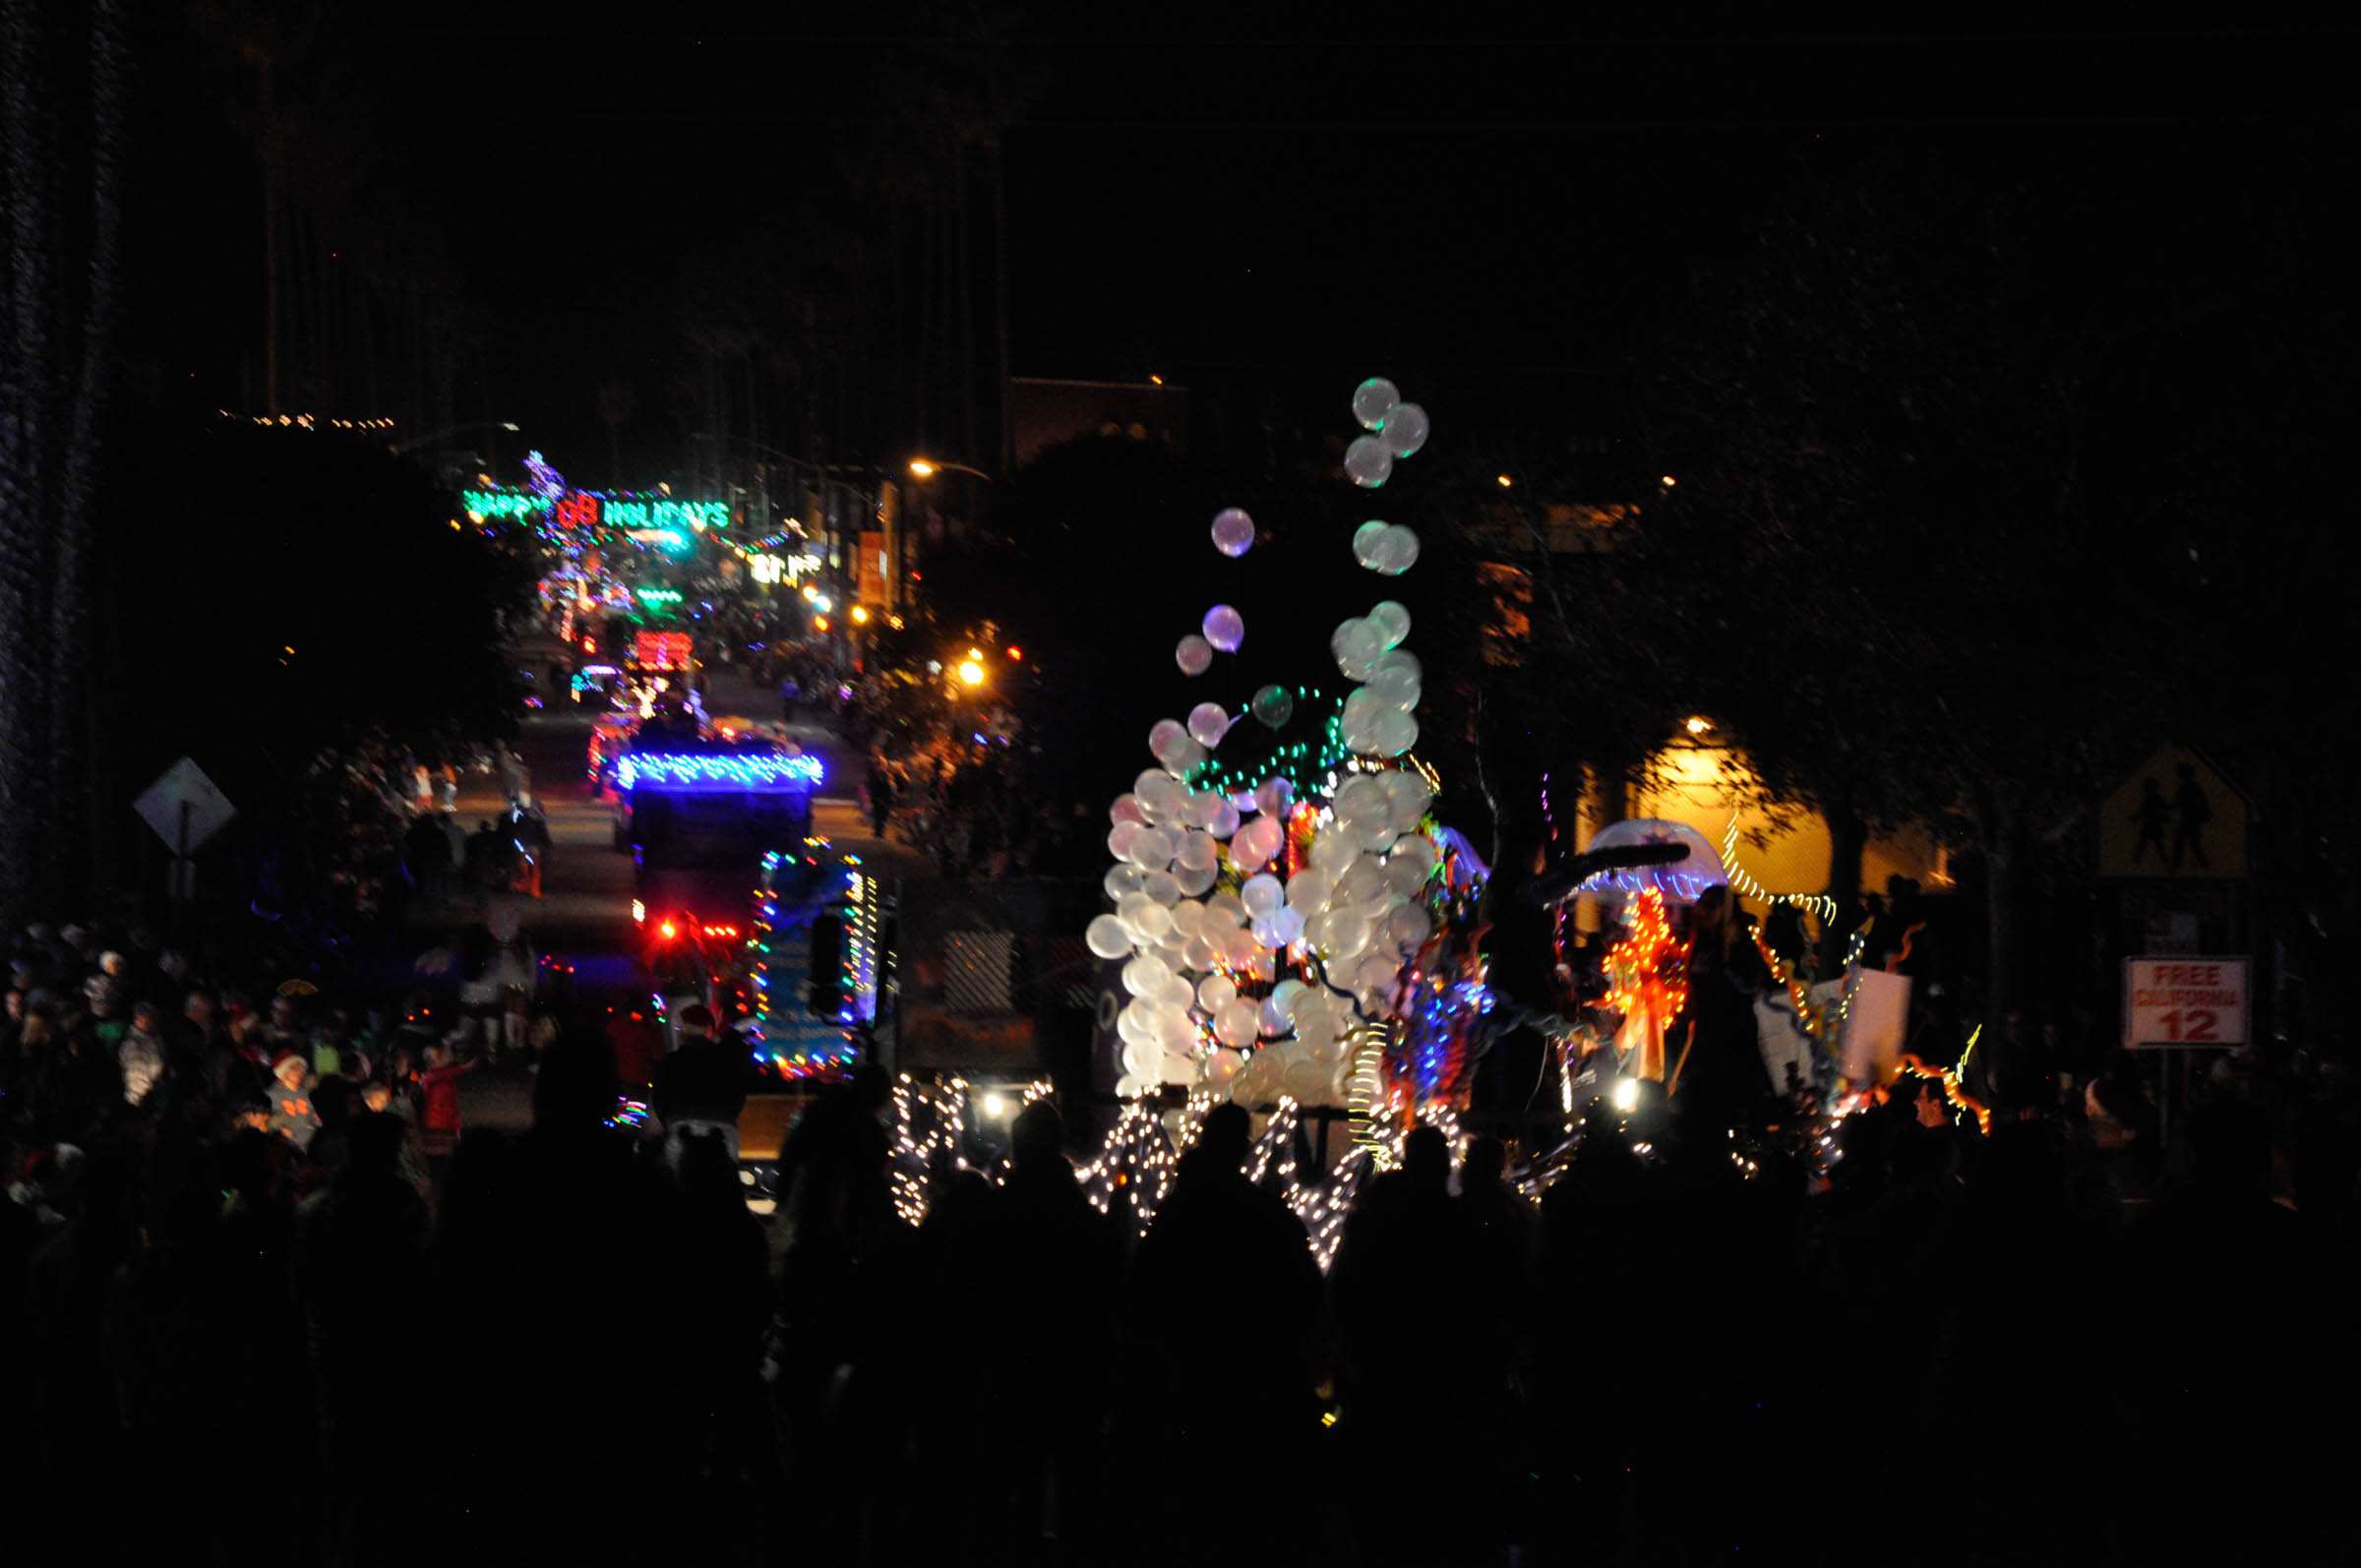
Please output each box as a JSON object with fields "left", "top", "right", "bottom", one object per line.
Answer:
{"left": 145, "top": 4, "right": 2360, "bottom": 468}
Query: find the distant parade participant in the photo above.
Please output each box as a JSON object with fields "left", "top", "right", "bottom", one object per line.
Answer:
{"left": 268, "top": 1048, "right": 322, "bottom": 1150}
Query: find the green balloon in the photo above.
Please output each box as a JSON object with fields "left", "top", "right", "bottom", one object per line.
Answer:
{"left": 1251, "top": 685, "right": 1296, "bottom": 729}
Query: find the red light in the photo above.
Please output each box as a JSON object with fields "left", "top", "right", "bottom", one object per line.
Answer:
{"left": 1005, "top": 646, "right": 1022, "bottom": 661}
{"left": 657, "top": 920, "right": 678, "bottom": 940}
{"left": 581, "top": 637, "right": 596, "bottom": 652}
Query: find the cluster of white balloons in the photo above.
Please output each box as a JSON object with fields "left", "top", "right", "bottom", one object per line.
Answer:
{"left": 1342, "top": 378, "right": 1429, "bottom": 489}
{"left": 1082, "top": 735, "right": 1442, "bottom": 1106}
{"left": 1085, "top": 377, "right": 1442, "bottom": 1109}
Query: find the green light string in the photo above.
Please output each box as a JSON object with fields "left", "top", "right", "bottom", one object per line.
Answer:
{"left": 1185, "top": 687, "right": 1348, "bottom": 800}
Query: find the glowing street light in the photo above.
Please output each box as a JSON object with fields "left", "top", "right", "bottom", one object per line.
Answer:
{"left": 908, "top": 456, "right": 993, "bottom": 483}
{"left": 850, "top": 605, "right": 872, "bottom": 625}
{"left": 956, "top": 658, "right": 987, "bottom": 688}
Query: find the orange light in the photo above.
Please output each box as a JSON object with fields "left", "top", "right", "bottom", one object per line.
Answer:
{"left": 850, "top": 605, "right": 871, "bottom": 625}
{"left": 956, "top": 658, "right": 986, "bottom": 688}
{"left": 1495, "top": 474, "right": 1514, "bottom": 488}
{"left": 1004, "top": 646, "right": 1022, "bottom": 661}
{"left": 813, "top": 614, "right": 829, "bottom": 632}
{"left": 1149, "top": 373, "right": 1164, "bottom": 387}
{"left": 581, "top": 637, "right": 596, "bottom": 652}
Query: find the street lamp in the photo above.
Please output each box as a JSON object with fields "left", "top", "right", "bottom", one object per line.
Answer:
{"left": 389, "top": 420, "right": 519, "bottom": 454}
{"left": 908, "top": 456, "right": 993, "bottom": 483}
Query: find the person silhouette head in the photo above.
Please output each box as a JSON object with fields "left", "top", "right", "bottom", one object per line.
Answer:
{"left": 1404, "top": 1125, "right": 1451, "bottom": 1194}
{"left": 1198, "top": 1101, "right": 1250, "bottom": 1173}
{"left": 1011, "top": 1098, "right": 1064, "bottom": 1170}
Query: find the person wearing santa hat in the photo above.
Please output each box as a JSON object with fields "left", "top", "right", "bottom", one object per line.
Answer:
{"left": 267, "top": 1048, "right": 321, "bottom": 1151}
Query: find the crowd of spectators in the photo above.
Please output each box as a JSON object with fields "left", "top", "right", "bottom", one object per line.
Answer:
{"left": 10, "top": 889, "right": 2359, "bottom": 1566}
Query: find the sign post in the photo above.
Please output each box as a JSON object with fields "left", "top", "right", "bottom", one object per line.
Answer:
{"left": 2124, "top": 955, "right": 2249, "bottom": 1152}
{"left": 134, "top": 756, "right": 237, "bottom": 907}
{"left": 2123, "top": 956, "right": 2250, "bottom": 1050}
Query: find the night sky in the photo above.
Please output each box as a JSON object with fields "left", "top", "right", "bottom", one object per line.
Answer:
{"left": 134, "top": 5, "right": 2356, "bottom": 469}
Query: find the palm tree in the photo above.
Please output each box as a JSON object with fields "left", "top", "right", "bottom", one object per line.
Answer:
{"left": 1, "top": 0, "right": 127, "bottom": 914}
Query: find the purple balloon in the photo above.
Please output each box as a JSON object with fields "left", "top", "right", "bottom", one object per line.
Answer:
{"left": 1210, "top": 507, "right": 1255, "bottom": 558}
{"left": 1201, "top": 604, "right": 1244, "bottom": 653}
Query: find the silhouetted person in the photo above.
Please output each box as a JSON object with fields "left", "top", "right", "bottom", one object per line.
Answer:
{"left": 294, "top": 1112, "right": 429, "bottom": 1566}
{"left": 1132, "top": 1103, "right": 1320, "bottom": 1565}
{"left": 437, "top": 1031, "right": 661, "bottom": 1560}
{"left": 654, "top": 1126, "right": 774, "bottom": 1509}
{"left": 995, "top": 1101, "right": 1121, "bottom": 1559}
{"left": 651, "top": 1002, "right": 754, "bottom": 1161}
{"left": 1334, "top": 1127, "right": 1494, "bottom": 1565}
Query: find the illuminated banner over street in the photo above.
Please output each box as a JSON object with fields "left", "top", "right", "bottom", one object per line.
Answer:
{"left": 457, "top": 488, "right": 730, "bottom": 532}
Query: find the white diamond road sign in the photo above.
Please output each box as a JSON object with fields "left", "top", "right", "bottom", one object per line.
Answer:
{"left": 134, "top": 756, "right": 237, "bottom": 853}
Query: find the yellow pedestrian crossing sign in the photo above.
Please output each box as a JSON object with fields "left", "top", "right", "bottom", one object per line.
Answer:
{"left": 2099, "top": 745, "right": 2245, "bottom": 879}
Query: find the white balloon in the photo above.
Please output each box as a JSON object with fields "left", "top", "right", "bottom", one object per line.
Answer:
{"left": 1367, "top": 600, "right": 1411, "bottom": 648}
{"left": 1115, "top": 1072, "right": 1144, "bottom": 1099}
{"left": 1268, "top": 905, "right": 1306, "bottom": 947}
{"left": 1197, "top": 973, "right": 1238, "bottom": 1013}
{"left": 1159, "top": 1050, "right": 1201, "bottom": 1085}
{"left": 1110, "top": 794, "right": 1146, "bottom": 825}
{"left": 1107, "top": 822, "right": 1143, "bottom": 863}
{"left": 1148, "top": 720, "right": 1189, "bottom": 766}
{"left": 1183, "top": 935, "right": 1220, "bottom": 971}
{"left": 1230, "top": 814, "right": 1282, "bottom": 872}
{"left": 1331, "top": 618, "right": 1384, "bottom": 681}
{"left": 1252, "top": 776, "right": 1294, "bottom": 818}
{"left": 1388, "top": 828, "right": 1437, "bottom": 870}
{"left": 1103, "top": 864, "right": 1146, "bottom": 901}
{"left": 1386, "top": 856, "right": 1431, "bottom": 900}
{"left": 1222, "top": 926, "right": 1263, "bottom": 971}
{"left": 1368, "top": 661, "right": 1420, "bottom": 713}
{"left": 1202, "top": 1047, "right": 1246, "bottom": 1088}
{"left": 1240, "top": 873, "right": 1284, "bottom": 920}
{"left": 1334, "top": 775, "right": 1386, "bottom": 828}
{"left": 1338, "top": 858, "right": 1386, "bottom": 907}
{"left": 1310, "top": 830, "right": 1358, "bottom": 875}
{"left": 1352, "top": 377, "right": 1401, "bottom": 431}
{"left": 1257, "top": 996, "right": 1292, "bottom": 1038}
{"left": 1141, "top": 869, "right": 1181, "bottom": 905}
{"left": 1373, "top": 708, "right": 1419, "bottom": 757}
{"left": 1378, "top": 401, "right": 1428, "bottom": 458}
{"left": 1087, "top": 913, "right": 1136, "bottom": 959}
{"left": 1122, "top": 955, "right": 1168, "bottom": 997}
{"left": 1344, "top": 435, "right": 1393, "bottom": 488}
{"left": 1174, "top": 862, "right": 1218, "bottom": 897}
{"left": 1175, "top": 829, "right": 1219, "bottom": 874}
{"left": 1352, "top": 519, "right": 1393, "bottom": 571}
{"left": 1120, "top": 1040, "right": 1158, "bottom": 1080}
{"left": 1383, "top": 903, "right": 1432, "bottom": 953}
{"left": 1205, "top": 891, "right": 1247, "bottom": 929}
{"left": 1284, "top": 1052, "right": 1336, "bottom": 1107}
{"left": 1135, "top": 769, "right": 1181, "bottom": 815}
{"left": 1380, "top": 524, "right": 1421, "bottom": 574}
{"left": 1214, "top": 999, "right": 1260, "bottom": 1049}
{"left": 1186, "top": 701, "right": 1231, "bottom": 748}
{"left": 1207, "top": 799, "right": 1241, "bottom": 839}
{"left": 1175, "top": 634, "right": 1214, "bottom": 677}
